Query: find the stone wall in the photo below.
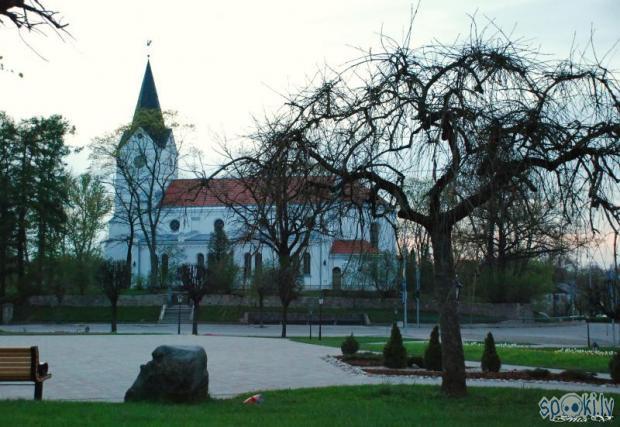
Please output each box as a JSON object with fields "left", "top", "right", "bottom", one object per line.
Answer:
{"left": 26, "top": 293, "right": 532, "bottom": 320}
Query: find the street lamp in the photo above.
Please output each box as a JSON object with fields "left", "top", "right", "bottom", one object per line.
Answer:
{"left": 318, "top": 295, "right": 324, "bottom": 341}
{"left": 177, "top": 294, "right": 183, "bottom": 335}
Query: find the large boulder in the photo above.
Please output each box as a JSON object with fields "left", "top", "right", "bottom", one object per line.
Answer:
{"left": 124, "top": 345, "right": 209, "bottom": 402}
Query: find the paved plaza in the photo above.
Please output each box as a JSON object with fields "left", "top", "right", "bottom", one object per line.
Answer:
{"left": 0, "top": 325, "right": 618, "bottom": 402}
{"left": 2, "top": 320, "right": 619, "bottom": 346}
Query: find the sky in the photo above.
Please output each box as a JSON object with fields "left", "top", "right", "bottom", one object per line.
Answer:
{"left": 1, "top": 0, "right": 619, "bottom": 263}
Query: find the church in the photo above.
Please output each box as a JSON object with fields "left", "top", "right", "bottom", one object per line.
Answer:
{"left": 104, "top": 61, "right": 396, "bottom": 290}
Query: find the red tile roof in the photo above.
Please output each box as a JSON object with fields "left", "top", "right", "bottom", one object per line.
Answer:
{"left": 161, "top": 178, "right": 374, "bottom": 207}
{"left": 330, "top": 240, "right": 378, "bottom": 255}
{"left": 162, "top": 178, "right": 256, "bottom": 207}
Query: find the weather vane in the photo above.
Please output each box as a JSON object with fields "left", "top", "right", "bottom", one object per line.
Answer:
{"left": 146, "top": 39, "right": 152, "bottom": 58}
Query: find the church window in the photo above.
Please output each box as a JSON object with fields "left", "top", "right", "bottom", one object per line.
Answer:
{"left": 332, "top": 267, "right": 342, "bottom": 290}
{"left": 161, "top": 254, "right": 169, "bottom": 280}
{"left": 370, "top": 222, "right": 379, "bottom": 248}
{"left": 214, "top": 219, "right": 224, "bottom": 231}
{"left": 303, "top": 253, "right": 311, "bottom": 275}
{"left": 133, "top": 154, "right": 146, "bottom": 168}
{"left": 255, "top": 252, "right": 263, "bottom": 271}
{"left": 244, "top": 252, "right": 252, "bottom": 278}
{"left": 169, "top": 219, "right": 180, "bottom": 232}
{"left": 197, "top": 253, "right": 205, "bottom": 266}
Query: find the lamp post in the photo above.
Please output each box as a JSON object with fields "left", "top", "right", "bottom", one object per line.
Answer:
{"left": 177, "top": 294, "right": 183, "bottom": 335}
{"left": 318, "top": 295, "right": 324, "bottom": 341}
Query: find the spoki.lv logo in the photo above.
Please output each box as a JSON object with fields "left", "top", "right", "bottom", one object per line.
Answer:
{"left": 539, "top": 392, "right": 614, "bottom": 422}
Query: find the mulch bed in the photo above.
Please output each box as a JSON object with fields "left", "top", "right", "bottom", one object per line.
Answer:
{"left": 337, "top": 356, "right": 617, "bottom": 386}
{"left": 362, "top": 368, "right": 614, "bottom": 385}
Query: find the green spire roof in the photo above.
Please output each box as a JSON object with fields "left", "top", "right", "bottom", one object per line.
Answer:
{"left": 133, "top": 60, "right": 163, "bottom": 122}
{"left": 122, "top": 60, "right": 171, "bottom": 148}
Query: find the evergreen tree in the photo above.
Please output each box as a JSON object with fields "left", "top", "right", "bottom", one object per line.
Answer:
{"left": 424, "top": 326, "right": 442, "bottom": 371}
{"left": 383, "top": 323, "right": 407, "bottom": 368}
{"left": 481, "top": 332, "right": 502, "bottom": 372}
{"left": 610, "top": 351, "right": 620, "bottom": 384}
{"left": 206, "top": 221, "right": 237, "bottom": 293}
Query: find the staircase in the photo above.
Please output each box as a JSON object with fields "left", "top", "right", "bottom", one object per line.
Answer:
{"left": 159, "top": 304, "right": 194, "bottom": 324}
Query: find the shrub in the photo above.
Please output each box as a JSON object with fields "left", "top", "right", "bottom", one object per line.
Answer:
{"left": 407, "top": 356, "right": 424, "bottom": 369}
{"left": 423, "top": 326, "right": 442, "bottom": 371}
{"left": 609, "top": 351, "right": 620, "bottom": 384}
{"left": 480, "top": 332, "right": 501, "bottom": 372}
{"left": 341, "top": 334, "right": 360, "bottom": 355}
{"left": 383, "top": 323, "right": 407, "bottom": 368}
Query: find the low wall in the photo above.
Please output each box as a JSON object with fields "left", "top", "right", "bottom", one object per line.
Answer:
{"left": 27, "top": 293, "right": 532, "bottom": 320}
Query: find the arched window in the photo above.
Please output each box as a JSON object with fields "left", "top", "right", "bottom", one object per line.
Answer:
{"left": 370, "top": 222, "right": 380, "bottom": 248}
{"left": 197, "top": 253, "right": 205, "bottom": 267}
{"left": 255, "top": 252, "right": 263, "bottom": 271}
{"left": 161, "top": 254, "right": 169, "bottom": 281}
{"left": 214, "top": 219, "right": 224, "bottom": 231}
{"left": 244, "top": 252, "right": 252, "bottom": 278}
{"left": 303, "top": 253, "right": 311, "bottom": 275}
{"left": 332, "top": 267, "right": 342, "bottom": 290}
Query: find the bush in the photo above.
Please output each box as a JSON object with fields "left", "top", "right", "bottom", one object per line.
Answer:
{"left": 407, "top": 356, "right": 424, "bottom": 369}
{"left": 341, "top": 334, "right": 360, "bottom": 355}
{"left": 383, "top": 323, "right": 407, "bottom": 368}
{"left": 423, "top": 326, "right": 442, "bottom": 371}
{"left": 609, "top": 351, "right": 620, "bottom": 384}
{"left": 480, "top": 332, "right": 501, "bottom": 372}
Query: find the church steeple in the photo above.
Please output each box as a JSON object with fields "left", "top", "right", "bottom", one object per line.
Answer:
{"left": 133, "top": 59, "right": 163, "bottom": 124}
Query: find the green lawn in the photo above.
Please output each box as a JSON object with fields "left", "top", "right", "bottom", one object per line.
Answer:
{"left": 3, "top": 385, "right": 613, "bottom": 427}
{"left": 292, "top": 337, "right": 617, "bottom": 373}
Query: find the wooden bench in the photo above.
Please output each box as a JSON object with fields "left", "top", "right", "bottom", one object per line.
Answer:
{"left": 0, "top": 347, "right": 51, "bottom": 400}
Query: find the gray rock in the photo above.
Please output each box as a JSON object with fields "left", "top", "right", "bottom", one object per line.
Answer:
{"left": 124, "top": 345, "right": 209, "bottom": 402}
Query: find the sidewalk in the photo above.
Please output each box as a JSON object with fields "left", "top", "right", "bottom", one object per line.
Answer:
{"left": 0, "top": 334, "right": 616, "bottom": 402}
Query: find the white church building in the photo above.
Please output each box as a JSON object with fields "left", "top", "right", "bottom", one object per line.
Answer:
{"left": 104, "top": 61, "right": 396, "bottom": 290}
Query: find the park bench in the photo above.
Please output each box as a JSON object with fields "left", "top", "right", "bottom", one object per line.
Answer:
{"left": 0, "top": 346, "right": 51, "bottom": 400}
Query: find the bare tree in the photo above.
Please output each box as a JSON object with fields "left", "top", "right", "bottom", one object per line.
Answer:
{"left": 267, "top": 22, "right": 620, "bottom": 395}
{"left": 205, "top": 122, "right": 342, "bottom": 338}
{"left": 178, "top": 263, "right": 206, "bottom": 335}
{"left": 0, "top": 0, "right": 66, "bottom": 31}
{"left": 97, "top": 259, "right": 130, "bottom": 333}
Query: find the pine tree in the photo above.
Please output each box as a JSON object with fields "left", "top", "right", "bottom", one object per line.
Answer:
{"left": 424, "top": 326, "right": 442, "bottom": 371}
{"left": 609, "top": 351, "right": 620, "bottom": 384}
{"left": 383, "top": 323, "right": 407, "bottom": 368}
{"left": 341, "top": 333, "right": 359, "bottom": 355}
{"left": 481, "top": 332, "right": 502, "bottom": 373}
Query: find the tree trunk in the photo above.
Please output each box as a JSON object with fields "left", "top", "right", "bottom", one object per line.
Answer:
{"left": 430, "top": 226, "right": 467, "bottom": 397}
{"left": 281, "top": 303, "right": 288, "bottom": 338}
{"left": 125, "top": 222, "right": 134, "bottom": 272}
{"left": 111, "top": 299, "right": 118, "bottom": 333}
{"left": 192, "top": 301, "right": 199, "bottom": 335}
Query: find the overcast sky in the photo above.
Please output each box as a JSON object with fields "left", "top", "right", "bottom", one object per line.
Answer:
{"left": 1, "top": 0, "right": 618, "bottom": 263}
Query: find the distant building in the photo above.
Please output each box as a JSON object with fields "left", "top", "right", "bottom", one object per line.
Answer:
{"left": 104, "top": 61, "right": 395, "bottom": 289}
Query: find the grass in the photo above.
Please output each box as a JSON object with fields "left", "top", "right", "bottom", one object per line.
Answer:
{"left": 2, "top": 385, "right": 614, "bottom": 427}
{"left": 13, "top": 306, "right": 161, "bottom": 323}
{"left": 291, "top": 337, "right": 617, "bottom": 373}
